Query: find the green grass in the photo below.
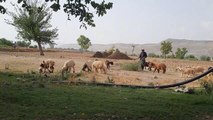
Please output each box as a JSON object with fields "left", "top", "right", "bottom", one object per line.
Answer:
{"left": 0, "top": 72, "right": 213, "bottom": 120}
{"left": 121, "top": 62, "right": 139, "bottom": 71}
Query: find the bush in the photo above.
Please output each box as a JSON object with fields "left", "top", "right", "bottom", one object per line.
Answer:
{"left": 200, "top": 80, "right": 213, "bottom": 94}
{"left": 121, "top": 62, "right": 139, "bottom": 71}
{"left": 167, "top": 54, "right": 176, "bottom": 59}
{"left": 107, "top": 46, "right": 116, "bottom": 55}
{"left": 175, "top": 48, "right": 188, "bottom": 59}
{"left": 0, "top": 38, "right": 13, "bottom": 47}
{"left": 200, "top": 55, "right": 211, "bottom": 61}
{"left": 29, "top": 45, "right": 38, "bottom": 48}
{"left": 16, "top": 40, "right": 31, "bottom": 47}
{"left": 148, "top": 53, "right": 160, "bottom": 58}
{"left": 185, "top": 54, "right": 198, "bottom": 60}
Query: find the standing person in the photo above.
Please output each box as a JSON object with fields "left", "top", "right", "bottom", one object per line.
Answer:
{"left": 13, "top": 42, "right": 17, "bottom": 49}
{"left": 139, "top": 49, "right": 147, "bottom": 70}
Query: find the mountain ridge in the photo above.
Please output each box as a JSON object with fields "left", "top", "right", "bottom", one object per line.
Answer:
{"left": 57, "top": 39, "right": 213, "bottom": 57}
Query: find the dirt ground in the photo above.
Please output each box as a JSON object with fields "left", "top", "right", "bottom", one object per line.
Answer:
{"left": 0, "top": 51, "right": 212, "bottom": 87}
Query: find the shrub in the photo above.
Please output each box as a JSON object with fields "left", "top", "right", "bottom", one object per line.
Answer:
{"left": 148, "top": 53, "right": 160, "bottom": 58}
{"left": 121, "top": 62, "right": 139, "bottom": 71}
{"left": 16, "top": 40, "right": 31, "bottom": 47}
{"left": 200, "top": 80, "right": 213, "bottom": 94}
{"left": 148, "top": 82, "right": 155, "bottom": 87}
{"left": 185, "top": 54, "right": 198, "bottom": 60}
{"left": 0, "top": 38, "right": 13, "bottom": 47}
{"left": 107, "top": 46, "right": 116, "bottom": 55}
{"left": 29, "top": 45, "right": 38, "bottom": 48}
{"left": 200, "top": 55, "right": 211, "bottom": 61}
{"left": 167, "top": 54, "right": 176, "bottom": 59}
{"left": 175, "top": 48, "right": 188, "bottom": 59}
{"left": 106, "top": 76, "right": 115, "bottom": 83}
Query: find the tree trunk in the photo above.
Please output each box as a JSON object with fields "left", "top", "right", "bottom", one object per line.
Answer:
{"left": 37, "top": 42, "right": 44, "bottom": 56}
{"left": 132, "top": 47, "right": 135, "bottom": 55}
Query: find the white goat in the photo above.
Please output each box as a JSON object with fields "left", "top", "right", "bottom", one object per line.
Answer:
{"left": 92, "top": 60, "right": 108, "bottom": 74}
{"left": 62, "top": 60, "right": 76, "bottom": 76}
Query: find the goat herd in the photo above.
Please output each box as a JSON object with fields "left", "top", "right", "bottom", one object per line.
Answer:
{"left": 39, "top": 59, "right": 211, "bottom": 79}
{"left": 39, "top": 59, "right": 114, "bottom": 77}
{"left": 146, "top": 61, "right": 209, "bottom": 78}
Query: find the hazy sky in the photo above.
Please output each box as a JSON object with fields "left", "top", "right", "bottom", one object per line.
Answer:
{"left": 1, "top": 0, "right": 213, "bottom": 45}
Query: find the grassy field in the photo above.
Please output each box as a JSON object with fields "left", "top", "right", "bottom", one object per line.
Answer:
{"left": 0, "top": 51, "right": 212, "bottom": 87}
{"left": 0, "top": 72, "right": 213, "bottom": 120}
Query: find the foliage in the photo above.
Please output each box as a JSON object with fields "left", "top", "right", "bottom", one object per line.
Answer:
{"left": 1, "top": 72, "right": 213, "bottom": 120}
{"left": 121, "top": 62, "right": 139, "bottom": 71}
{"left": 1, "top": 0, "right": 113, "bottom": 28}
{"left": 6, "top": 1, "right": 58, "bottom": 55}
{"left": 200, "top": 80, "right": 213, "bottom": 94}
{"left": 200, "top": 55, "right": 211, "bottom": 61}
{"left": 131, "top": 44, "right": 136, "bottom": 55}
{"left": 29, "top": 45, "right": 38, "bottom": 48}
{"left": 185, "top": 54, "right": 198, "bottom": 60}
{"left": 0, "top": 38, "right": 14, "bottom": 46}
{"left": 167, "top": 53, "right": 176, "bottom": 59}
{"left": 160, "top": 41, "right": 172, "bottom": 58}
{"left": 16, "top": 40, "right": 31, "bottom": 47}
{"left": 48, "top": 43, "right": 56, "bottom": 49}
{"left": 107, "top": 45, "right": 116, "bottom": 55}
{"left": 148, "top": 82, "right": 155, "bottom": 87}
{"left": 0, "top": 0, "right": 6, "bottom": 14}
{"left": 77, "top": 35, "right": 91, "bottom": 51}
{"left": 106, "top": 76, "right": 115, "bottom": 83}
{"left": 148, "top": 53, "right": 160, "bottom": 58}
{"left": 175, "top": 47, "right": 188, "bottom": 59}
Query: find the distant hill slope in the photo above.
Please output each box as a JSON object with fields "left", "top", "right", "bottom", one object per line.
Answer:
{"left": 57, "top": 39, "right": 213, "bottom": 57}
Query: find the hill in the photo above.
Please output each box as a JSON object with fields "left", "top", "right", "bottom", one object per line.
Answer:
{"left": 57, "top": 39, "right": 213, "bottom": 57}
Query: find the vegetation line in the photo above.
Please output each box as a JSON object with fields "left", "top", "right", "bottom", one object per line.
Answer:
{"left": 64, "top": 68, "right": 213, "bottom": 89}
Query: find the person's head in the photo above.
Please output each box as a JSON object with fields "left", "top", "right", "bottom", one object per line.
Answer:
{"left": 141, "top": 49, "right": 145, "bottom": 52}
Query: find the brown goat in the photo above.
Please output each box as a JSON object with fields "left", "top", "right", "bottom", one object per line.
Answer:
{"left": 149, "top": 62, "right": 166, "bottom": 74}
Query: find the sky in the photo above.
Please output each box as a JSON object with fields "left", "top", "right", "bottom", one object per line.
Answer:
{"left": 1, "top": 0, "right": 213, "bottom": 45}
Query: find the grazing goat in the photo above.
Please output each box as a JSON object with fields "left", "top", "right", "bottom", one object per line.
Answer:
{"left": 82, "top": 60, "right": 93, "bottom": 72}
{"left": 45, "top": 59, "right": 55, "bottom": 68}
{"left": 192, "top": 66, "right": 204, "bottom": 74}
{"left": 144, "top": 62, "right": 150, "bottom": 70}
{"left": 149, "top": 62, "right": 166, "bottom": 73}
{"left": 181, "top": 68, "right": 195, "bottom": 77}
{"left": 39, "top": 59, "right": 55, "bottom": 73}
{"left": 92, "top": 60, "right": 108, "bottom": 74}
{"left": 105, "top": 60, "right": 114, "bottom": 70}
{"left": 176, "top": 66, "right": 195, "bottom": 77}
{"left": 82, "top": 59, "right": 113, "bottom": 72}
{"left": 61, "top": 60, "right": 76, "bottom": 77}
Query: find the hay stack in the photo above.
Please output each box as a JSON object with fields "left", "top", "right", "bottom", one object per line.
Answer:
{"left": 102, "top": 51, "right": 111, "bottom": 58}
{"left": 107, "top": 49, "right": 132, "bottom": 60}
{"left": 92, "top": 51, "right": 104, "bottom": 58}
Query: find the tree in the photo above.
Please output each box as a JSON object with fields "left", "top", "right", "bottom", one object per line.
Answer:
{"left": 1, "top": 0, "right": 113, "bottom": 28}
{"left": 160, "top": 41, "right": 172, "bottom": 58}
{"left": 49, "top": 43, "right": 56, "bottom": 49}
{"left": 77, "top": 35, "right": 91, "bottom": 52}
{"left": 16, "top": 40, "right": 31, "bottom": 47}
{"left": 185, "top": 54, "right": 198, "bottom": 60}
{"left": 131, "top": 44, "right": 136, "bottom": 55}
{"left": 175, "top": 47, "right": 188, "bottom": 59}
{"left": 0, "top": 38, "right": 13, "bottom": 46}
{"left": 200, "top": 55, "right": 211, "bottom": 61}
{"left": 6, "top": 1, "right": 58, "bottom": 55}
{"left": 148, "top": 53, "right": 160, "bottom": 58}
{"left": 107, "top": 45, "right": 115, "bottom": 55}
